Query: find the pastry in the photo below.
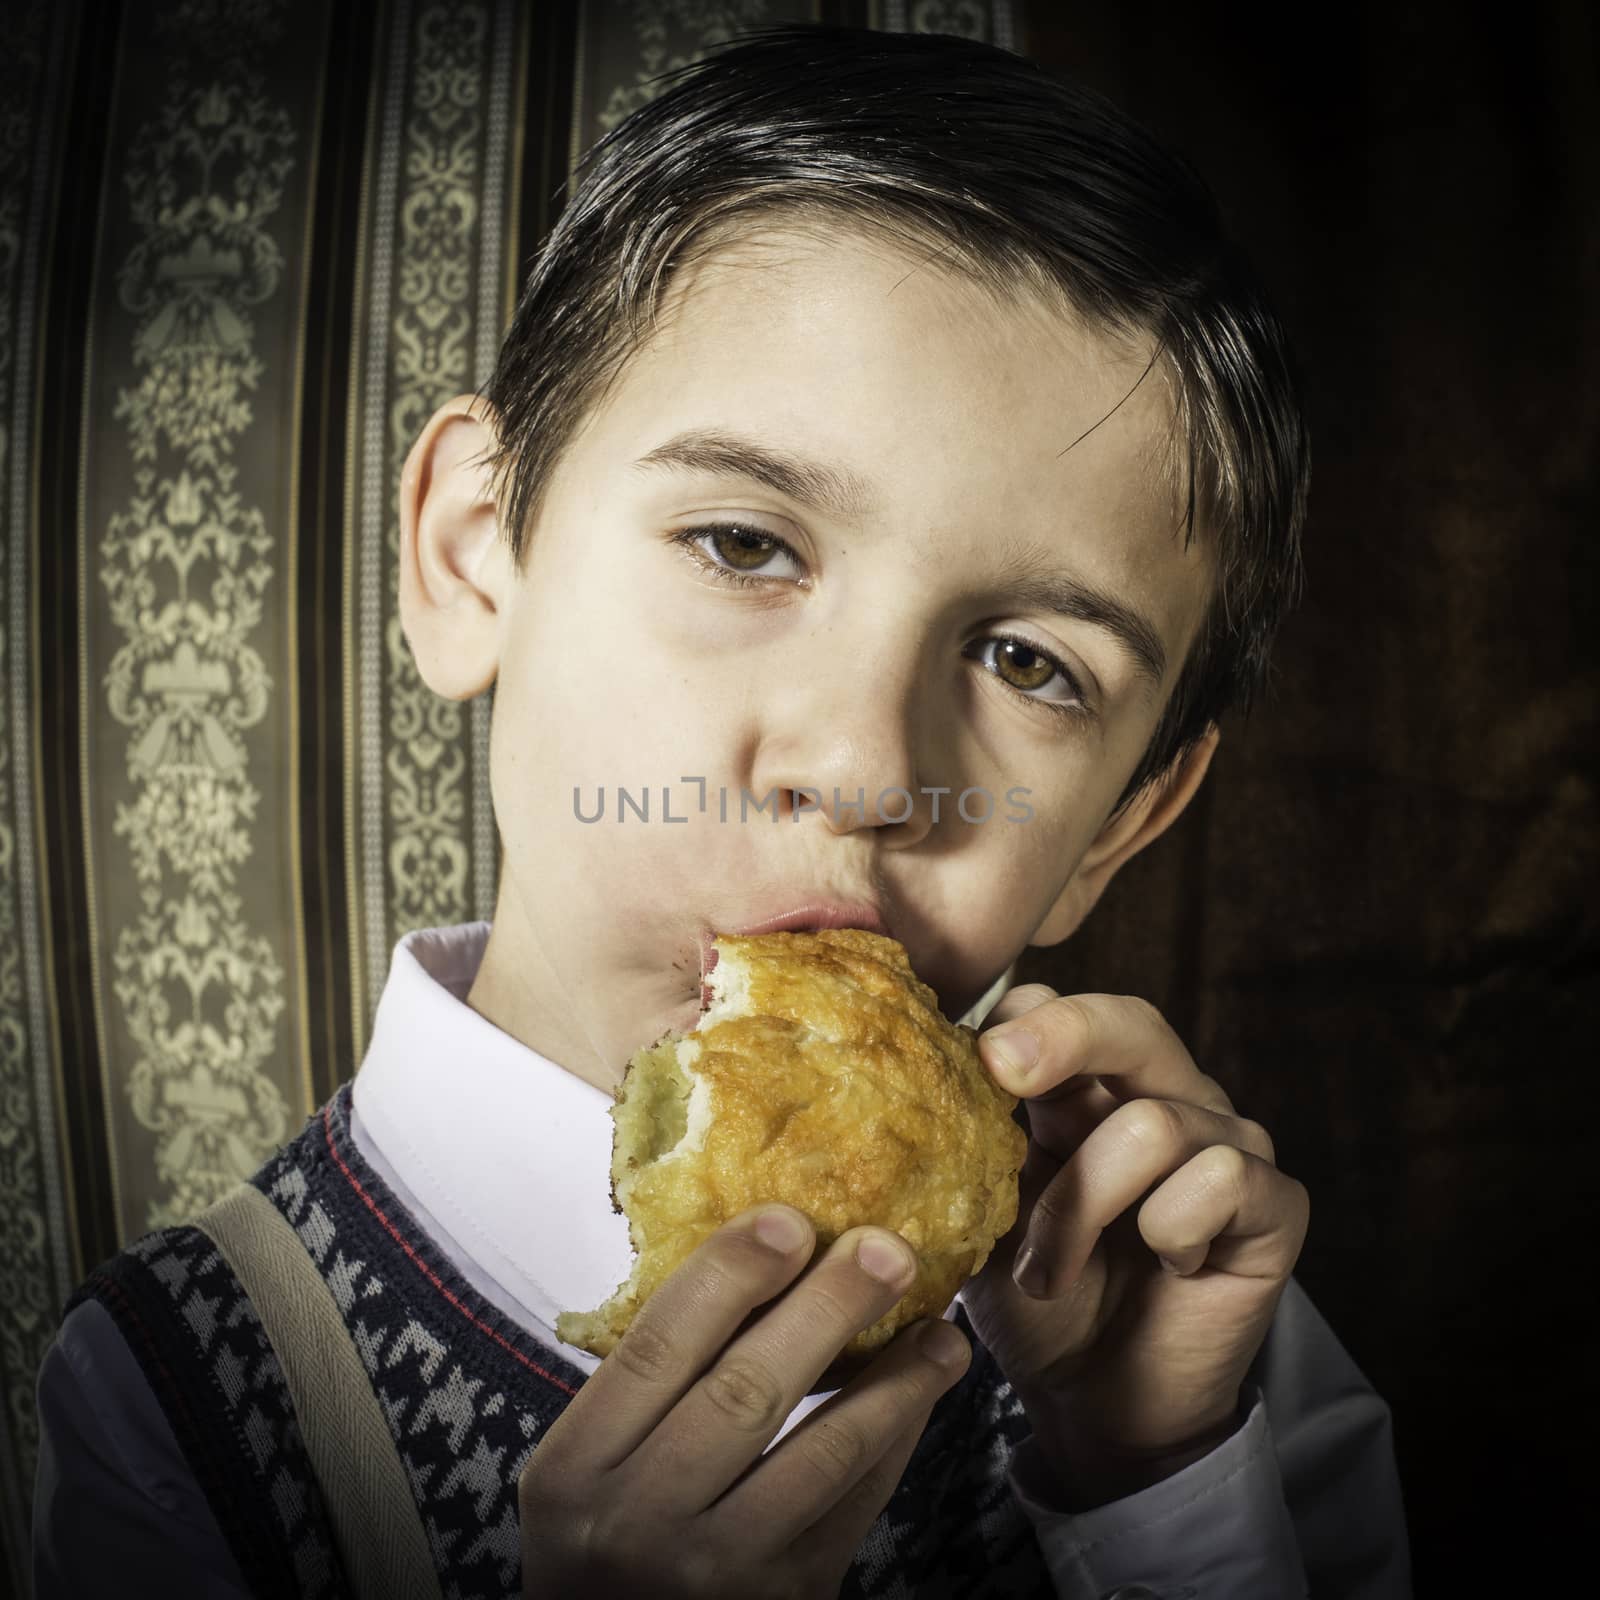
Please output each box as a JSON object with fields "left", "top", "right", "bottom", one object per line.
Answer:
{"left": 557, "top": 928, "right": 1026, "bottom": 1366}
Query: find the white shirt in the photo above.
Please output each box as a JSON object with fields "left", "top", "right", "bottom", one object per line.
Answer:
{"left": 33, "top": 920, "right": 1415, "bottom": 1600}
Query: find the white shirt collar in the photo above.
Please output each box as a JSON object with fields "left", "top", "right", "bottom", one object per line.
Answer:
{"left": 349, "top": 920, "right": 633, "bottom": 1370}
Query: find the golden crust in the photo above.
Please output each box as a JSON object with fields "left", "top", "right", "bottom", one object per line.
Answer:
{"left": 556, "top": 928, "right": 1027, "bottom": 1366}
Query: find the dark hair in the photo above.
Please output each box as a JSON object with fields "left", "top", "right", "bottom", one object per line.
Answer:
{"left": 481, "top": 22, "right": 1309, "bottom": 811}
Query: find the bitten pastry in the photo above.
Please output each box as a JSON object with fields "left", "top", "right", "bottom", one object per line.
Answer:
{"left": 556, "top": 927, "right": 1027, "bottom": 1365}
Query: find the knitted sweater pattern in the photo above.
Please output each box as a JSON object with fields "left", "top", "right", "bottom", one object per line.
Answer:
{"left": 68, "top": 1084, "right": 1053, "bottom": 1598}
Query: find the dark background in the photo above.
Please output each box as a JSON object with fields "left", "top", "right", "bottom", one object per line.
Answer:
{"left": 1014, "top": 0, "right": 1597, "bottom": 1589}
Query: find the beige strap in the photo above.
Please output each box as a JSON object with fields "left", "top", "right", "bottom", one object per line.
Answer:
{"left": 196, "top": 1181, "right": 444, "bottom": 1600}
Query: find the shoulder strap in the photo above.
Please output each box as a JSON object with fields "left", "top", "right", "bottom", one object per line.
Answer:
{"left": 195, "top": 1181, "right": 445, "bottom": 1600}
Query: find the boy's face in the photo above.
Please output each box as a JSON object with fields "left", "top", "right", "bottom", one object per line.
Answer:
{"left": 403, "top": 224, "right": 1215, "bottom": 1089}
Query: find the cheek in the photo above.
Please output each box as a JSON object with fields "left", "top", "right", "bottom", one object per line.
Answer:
{"left": 962, "top": 794, "right": 1098, "bottom": 928}
{"left": 503, "top": 587, "right": 710, "bottom": 765}
{"left": 489, "top": 626, "right": 741, "bottom": 877}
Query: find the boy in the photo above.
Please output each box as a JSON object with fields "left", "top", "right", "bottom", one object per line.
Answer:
{"left": 33, "top": 23, "right": 1410, "bottom": 1599}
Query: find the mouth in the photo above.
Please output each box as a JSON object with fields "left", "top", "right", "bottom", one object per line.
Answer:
{"left": 696, "top": 900, "right": 893, "bottom": 1011}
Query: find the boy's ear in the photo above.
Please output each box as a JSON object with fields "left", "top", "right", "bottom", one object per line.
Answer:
{"left": 398, "top": 393, "right": 515, "bottom": 701}
{"left": 1029, "top": 724, "right": 1221, "bottom": 947}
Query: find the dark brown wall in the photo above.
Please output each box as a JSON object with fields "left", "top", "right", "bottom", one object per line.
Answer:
{"left": 1018, "top": 1, "right": 1598, "bottom": 1588}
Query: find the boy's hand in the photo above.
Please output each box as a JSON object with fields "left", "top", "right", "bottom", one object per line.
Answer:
{"left": 519, "top": 1205, "right": 971, "bottom": 1597}
{"left": 965, "top": 986, "right": 1310, "bottom": 1506}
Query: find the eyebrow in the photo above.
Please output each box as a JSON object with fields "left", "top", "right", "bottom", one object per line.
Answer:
{"left": 633, "top": 427, "right": 1169, "bottom": 688}
{"left": 631, "top": 427, "right": 879, "bottom": 523}
{"left": 990, "top": 562, "right": 1169, "bottom": 689}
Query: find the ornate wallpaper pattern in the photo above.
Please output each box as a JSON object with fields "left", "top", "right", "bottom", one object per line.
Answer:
{"left": 347, "top": 0, "right": 524, "bottom": 1038}
{"left": 0, "top": 2, "right": 1022, "bottom": 1590}
{"left": 82, "top": 0, "right": 321, "bottom": 1242}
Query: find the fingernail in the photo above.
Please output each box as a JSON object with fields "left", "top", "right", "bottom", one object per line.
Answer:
{"left": 1012, "top": 1244, "right": 1048, "bottom": 1298}
{"left": 984, "top": 1028, "right": 1038, "bottom": 1078}
{"left": 1158, "top": 1254, "right": 1184, "bottom": 1275}
{"left": 920, "top": 1319, "right": 970, "bottom": 1369}
{"left": 754, "top": 1208, "right": 808, "bottom": 1254}
{"left": 857, "top": 1233, "right": 916, "bottom": 1286}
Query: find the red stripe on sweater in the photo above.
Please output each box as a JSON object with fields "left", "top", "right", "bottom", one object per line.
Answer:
{"left": 322, "top": 1100, "right": 580, "bottom": 1397}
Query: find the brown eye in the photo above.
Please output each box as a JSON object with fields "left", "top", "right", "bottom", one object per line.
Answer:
{"left": 708, "top": 526, "right": 778, "bottom": 571}
{"left": 991, "top": 639, "right": 1055, "bottom": 691}
{"left": 669, "top": 523, "right": 805, "bottom": 588}
{"left": 967, "top": 635, "right": 1091, "bottom": 721}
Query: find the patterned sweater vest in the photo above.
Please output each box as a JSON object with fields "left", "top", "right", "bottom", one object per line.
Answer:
{"left": 68, "top": 1084, "right": 1055, "bottom": 1599}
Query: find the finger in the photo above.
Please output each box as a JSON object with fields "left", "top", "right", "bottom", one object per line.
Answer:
{"left": 560, "top": 1204, "right": 817, "bottom": 1472}
{"left": 788, "top": 1404, "right": 936, "bottom": 1591}
{"left": 979, "top": 993, "right": 1237, "bottom": 1137}
{"left": 631, "top": 1225, "right": 926, "bottom": 1509}
{"left": 1137, "top": 1146, "right": 1311, "bottom": 1281}
{"left": 1022, "top": 1077, "right": 1122, "bottom": 1165}
{"left": 1012, "top": 1099, "right": 1275, "bottom": 1297}
{"left": 983, "top": 980, "right": 1059, "bottom": 1030}
{"left": 713, "top": 1316, "right": 970, "bottom": 1551}
{"left": 981, "top": 988, "right": 1121, "bottom": 1166}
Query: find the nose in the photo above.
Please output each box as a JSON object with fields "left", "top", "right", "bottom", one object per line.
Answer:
{"left": 748, "top": 642, "right": 939, "bottom": 845}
